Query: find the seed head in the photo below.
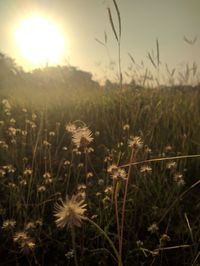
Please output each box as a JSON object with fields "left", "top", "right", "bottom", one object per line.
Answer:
{"left": 54, "top": 194, "right": 87, "bottom": 229}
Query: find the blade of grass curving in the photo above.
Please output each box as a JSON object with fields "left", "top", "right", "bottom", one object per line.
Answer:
{"left": 147, "top": 52, "right": 157, "bottom": 69}
{"left": 119, "top": 154, "right": 200, "bottom": 168}
{"left": 112, "top": 0, "right": 121, "bottom": 39}
{"left": 171, "top": 68, "right": 176, "bottom": 76}
{"left": 165, "top": 64, "right": 170, "bottom": 76}
{"left": 156, "top": 38, "right": 160, "bottom": 67}
{"left": 107, "top": 7, "right": 118, "bottom": 41}
{"left": 192, "top": 62, "right": 197, "bottom": 77}
{"left": 95, "top": 38, "right": 105, "bottom": 46}
{"left": 104, "top": 31, "right": 108, "bottom": 44}
{"left": 86, "top": 217, "right": 122, "bottom": 266}
{"left": 184, "top": 213, "right": 194, "bottom": 242}
{"left": 128, "top": 53, "right": 135, "bottom": 64}
{"left": 158, "top": 179, "right": 200, "bottom": 224}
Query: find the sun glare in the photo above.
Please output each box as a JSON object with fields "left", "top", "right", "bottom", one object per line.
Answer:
{"left": 15, "top": 16, "right": 65, "bottom": 66}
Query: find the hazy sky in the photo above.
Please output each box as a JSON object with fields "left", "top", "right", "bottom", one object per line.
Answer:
{"left": 0, "top": 0, "right": 199, "bottom": 81}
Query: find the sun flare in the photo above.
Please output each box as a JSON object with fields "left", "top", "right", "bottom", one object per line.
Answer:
{"left": 15, "top": 16, "right": 65, "bottom": 66}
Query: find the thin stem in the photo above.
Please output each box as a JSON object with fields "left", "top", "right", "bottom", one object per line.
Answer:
{"left": 119, "top": 148, "right": 135, "bottom": 259}
{"left": 119, "top": 154, "right": 200, "bottom": 169}
{"left": 71, "top": 226, "right": 78, "bottom": 266}
{"left": 114, "top": 182, "right": 121, "bottom": 252}
{"left": 86, "top": 217, "right": 122, "bottom": 266}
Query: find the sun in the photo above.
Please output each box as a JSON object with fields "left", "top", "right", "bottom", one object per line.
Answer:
{"left": 15, "top": 16, "right": 65, "bottom": 66}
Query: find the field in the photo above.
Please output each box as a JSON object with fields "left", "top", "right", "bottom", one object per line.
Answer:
{"left": 0, "top": 68, "right": 200, "bottom": 266}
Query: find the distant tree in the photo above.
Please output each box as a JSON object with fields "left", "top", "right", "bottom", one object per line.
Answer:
{"left": 0, "top": 52, "right": 23, "bottom": 90}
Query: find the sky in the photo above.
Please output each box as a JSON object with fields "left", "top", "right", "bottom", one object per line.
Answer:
{"left": 0, "top": 0, "right": 199, "bottom": 82}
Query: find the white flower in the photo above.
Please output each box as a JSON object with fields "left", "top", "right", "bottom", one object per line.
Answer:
{"left": 72, "top": 127, "right": 93, "bottom": 148}
{"left": 66, "top": 123, "right": 77, "bottom": 133}
{"left": 54, "top": 194, "right": 87, "bottom": 229}
{"left": 173, "top": 173, "right": 185, "bottom": 186}
{"left": 128, "top": 136, "right": 143, "bottom": 150}
{"left": 140, "top": 165, "right": 152, "bottom": 174}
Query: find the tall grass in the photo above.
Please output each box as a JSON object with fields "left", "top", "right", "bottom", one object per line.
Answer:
{"left": 0, "top": 82, "right": 200, "bottom": 265}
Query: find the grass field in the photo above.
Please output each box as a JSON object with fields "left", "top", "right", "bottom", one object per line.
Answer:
{"left": 0, "top": 78, "right": 200, "bottom": 265}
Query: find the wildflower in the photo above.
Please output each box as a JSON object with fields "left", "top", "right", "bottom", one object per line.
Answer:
{"left": 37, "top": 186, "right": 46, "bottom": 192}
{"left": 102, "top": 196, "right": 111, "bottom": 204}
{"left": 64, "top": 160, "right": 70, "bottom": 166}
{"left": 104, "top": 186, "right": 113, "bottom": 195}
{"left": 43, "top": 140, "right": 51, "bottom": 147}
{"left": 66, "top": 123, "right": 77, "bottom": 133}
{"left": 159, "top": 234, "right": 171, "bottom": 247}
{"left": 165, "top": 145, "right": 173, "bottom": 153}
{"left": 13, "top": 231, "right": 29, "bottom": 243}
{"left": 24, "top": 168, "right": 32, "bottom": 176}
{"left": 43, "top": 172, "right": 51, "bottom": 179}
{"left": 65, "top": 249, "right": 74, "bottom": 259}
{"left": 173, "top": 173, "right": 185, "bottom": 186}
{"left": 78, "top": 163, "right": 84, "bottom": 168}
{"left": 10, "top": 118, "right": 16, "bottom": 124}
{"left": 147, "top": 223, "right": 159, "bottom": 234}
{"left": 0, "top": 169, "right": 6, "bottom": 177}
{"left": 98, "top": 179, "right": 104, "bottom": 186}
{"left": 2, "top": 219, "right": 16, "bottom": 230}
{"left": 43, "top": 172, "right": 53, "bottom": 185}
{"left": 95, "top": 131, "right": 100, "bottom": 136}
{"left": 21, "top": 130, "right": 28, "bottom": 136}
{"left": 85, "top": 147, "right": 94, "bottom": 153}
{"left": 35, "top": 219, "right": 43, "bottom": 227}
{"left": 107, "top": 164, "right": 126, "bottom": 181}
{"left": 86, "top": 172, "right": 93, "bottom": 179}
{"left": 13, "top": 231, "right": 36, "bottom": 254}
{"left": 72, "top": 126, "right": 93, "bottom": 149}
{"left": 77, "top": 184, "right": 87, "bottom": 191}
{"left": 8, "top": 127, "right": 17, "bottom": 137}
{"left": 136, "top": 240, "right": 144, "bottom": 247}
{"left": 20, "top": 239, "right": 35, "bottom": 254}
{"left": 44, "top": 178, "right": 53, "bottom": 185}
{"left": 8, "top": 182, "right": 16, "bottom": 189}
{"left": 2, "top": 99, "right": 11, "bottom": 112}
{"left": 112, "top": 168, "right": 127, "bottom": 181}
{"left": 0, "top": 140, "right": 8, "bottom": 149}
{"left": 166, "top": 161, "right": 177, "bottom": 170}
{"left": 117, "top": 142, "right": 124, "bottom": 148}
{"left": 123, "top": 124, "right": 130, "bottom": 131}
{"left": 11, "top": 139, "right": 16, "bottom": 145}
{"left": 144, "top": 145, "right": 152, "bottom": 154}
{"left": 32, "top": 113, "right": 37, "bottom": 120}
{"left": 128, "top": 136, "right": 143, "bottom": 150}
{"left": 107, "top": 164, "right": 118, "bottom": 174}
{"left": 49, "top": 131, "right": 55, "bottom": 137}
{"left": 54, "top": 194, "right": 87, "bottom": 229}
{"left": 104, "top": 155, "right": 113, "bottom": 163}
{"left": 25, "top": 222, "right": 36, "bottom": 231}
{"left": 3, "top": 164, "right": 15, "bottom": 173}
{"left": 140, "top": 165, "right": 152, "bottom": 174}
{"left": 19, "top": 179, "right": 27, "bottom": 186}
